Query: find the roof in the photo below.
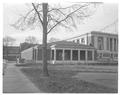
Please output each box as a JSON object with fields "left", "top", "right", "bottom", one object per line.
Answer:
{"left": 37, "top": 41, "right": 95, "bottom": 49}
{"left": 65, "top": 31, "right": 118, "bottom": 41}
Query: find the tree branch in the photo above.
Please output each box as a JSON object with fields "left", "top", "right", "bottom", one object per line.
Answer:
{"left": 47, "top": 4, "right": 89, "bottom": 34}
{"left": 32, "top": 3, "right": 43, "bottom": 26}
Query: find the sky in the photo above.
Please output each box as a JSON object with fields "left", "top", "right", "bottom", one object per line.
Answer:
{"left": 3, "top": 2, "right": 118, "bottom": 46}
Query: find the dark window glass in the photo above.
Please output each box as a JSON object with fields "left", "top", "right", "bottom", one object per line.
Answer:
{"left": 98, "top": 37, "right": 104, "bottom": 50}
{"left": 72, "top": 50, "right": 78, "bottom": 60}
{"left": 56, "top": 49, "right": 63, "bottom": 60}
{"left": 87, "top": 51, "right": 92, "bottom": 60}
{"left": 110, "top": 38, "right": 112, "bottom": 51}
{"left": 80, "top": 50, "right": 86, "bottom": 60}
{"left": 114, "top": 38, "right": 117, "bottom": 51}
{"left": 52, "top": 50, "right": 54, "bottom": 60}
{"left": 37, "top": 49, "right": 42, "bottom": 60}
{"left": 64, "top": 50, "right": 71, "bottom": 60}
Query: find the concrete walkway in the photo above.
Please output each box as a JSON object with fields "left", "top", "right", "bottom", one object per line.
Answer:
{"left": 3, "top": 63, "right": 41, "bottom": 93}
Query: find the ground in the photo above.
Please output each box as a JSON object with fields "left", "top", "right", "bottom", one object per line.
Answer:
{"left": 18, "top": 63, "right": 118, "bottom": 93}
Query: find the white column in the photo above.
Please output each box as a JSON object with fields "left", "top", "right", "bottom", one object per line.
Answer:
{"left": 36, "top": 49, "right": 38, "bottom": 63}
{"left": 53, "top": 49, "right": 56, "bottom": 64}
{"left": 92, "top": 50, "right": 94, "bottom": 61}
{"left": 63, "top": 49, "right": 64, "bottom": 61}
{"left": 104, "top": 37, "right": 106, "bottom": 50}
{"left": 78, "top": 50, "right": 80, "bottom": 61}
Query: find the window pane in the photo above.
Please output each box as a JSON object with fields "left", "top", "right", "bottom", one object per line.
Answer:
{"left": 38, "top": 49, "right": 42, "bottom": 60}
{"left": 107, "top": 38, "right": 109, "bottom": 50}
{"left": 80, "top": 50, "right": 86, "bottom": 60}
{"left": 64, "top": 50, "right": 71, "bottom": 60}
{"left": 98, "top": 37, "right": 104, "bottom": 50}
{"left": 87, "top": 51, "right": 92, "bottom": 60}
{"left": 72, "top": 50, "right": 78, "bottom": 60}
{"left": 52, "top": 50, "right": 54, "bottom": 60}
{"left": 56, "top": 49, "right": 63, "bottom": 60}
{"left": 110, "top": 38, "right": 112, "bottom": 51}
{"left": 114, "top": 38, "right": 117, "bottom": 51}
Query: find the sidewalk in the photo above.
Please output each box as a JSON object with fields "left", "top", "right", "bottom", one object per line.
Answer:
{"left": 3, "top": 63, "right": 41, "bottom": 93}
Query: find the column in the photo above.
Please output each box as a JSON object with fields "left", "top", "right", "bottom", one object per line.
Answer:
{"left": 36, "top": 48, "right": 38, "bottom": 63}
{"left": 54, "top": 49, "right": 56, "bottom": 61}
{"left": 92, "top": 50, "right": 94, "bottom": 61}
{"left": 78, "top": 50, "right": 80, "bottom": 61}
{"left": 63, "top": 49, "right": 64, "bottom": 61}
{"left": 104, "top": 37, "right": 106, "bottom": 50}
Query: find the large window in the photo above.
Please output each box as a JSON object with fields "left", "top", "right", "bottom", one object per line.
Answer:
{"left": 51, "top": 50, "right": 54, "bottom": 60}
{"left": 56, "top": 49, "right": 63, "bottom": 60}
{"left": 107, "top": 38, "right": 109, "bottom": 50}
{"left": 80, "top": 50, "right": 86, "bottom": 60}
{"left": 87, "top": 51, "right": 92, "bottom": 60}
{"left": 114, "top": 38, "right": 117, "bottom": 52}
{"left": 110, "top": 38, "right": 113, "bottom": 51}
{"left": 77, "top": 39, "right": 79, "bottom": 43}
{"left": 98, "top": 37, "right": 104, "bottom": 50}
{"left": 72, "top": 50, "right": 78, "bottom": 60}
{"left": 64, "top": 50, "right": 71, "bottom": 60}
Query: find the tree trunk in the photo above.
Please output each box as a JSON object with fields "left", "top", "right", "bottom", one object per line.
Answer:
{"left": 42, "top": 3, "right": 49, "bottom": 76}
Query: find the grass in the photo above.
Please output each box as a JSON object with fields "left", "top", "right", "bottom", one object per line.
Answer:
{"left": 20, "top": 67, "right": 117, "bottom": 93}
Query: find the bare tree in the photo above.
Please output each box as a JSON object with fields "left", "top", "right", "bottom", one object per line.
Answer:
{"left": 11, "top": 2, "right": 101, "bottom": 76}
{"left": 25, "top": 36, "right": 38, "bottom": 44}
{"left": 3, "top": 36, "right": 16, "bottom": 60}
{"left": 3, "top": 36, "right": 16, "bottom": 46}
{"left": 49, "top": 37, "right": 60, "bottom": 43}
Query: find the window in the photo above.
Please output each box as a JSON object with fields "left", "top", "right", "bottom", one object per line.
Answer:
{"left": 56, "top": 49, "right": 63, "bottom": 60}
{"left": 72, "top": 50, "right": 78, "bottom": 60}
{"left": 98, "top": 37, "right": 104, "bottom": 50}
{"left": 87, "top": 51, "right": 92, "bottom": 60}
{"left": 80, "top": 50, "right": 86, "bottom": 60}
{"left": 51, "top": 50, "right": 54, "bottom": 60}
{"left": 77, "top": 39, "right": 79, "bottom": 43}
{"left": 37, "top": 49, "right": 42, "bottom": 60}
{"left": 64, "top": 50, "right": 71, "bottom": 60}
{"left": 114, "top": 38, "right": 117, "bottom": 51}
{"left": 107, "top": 38, "right": 109, "bottom": 50}
{"left": 91, "top": 36, "right": 94, "bottom": 46}
{"left": 110, "top": 38, "right": 112, "bottom": 51}
{"left": 81, "top": 38, "right": 85, "bottom": 44}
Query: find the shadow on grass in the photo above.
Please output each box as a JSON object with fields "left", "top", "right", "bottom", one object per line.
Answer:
{"left": 21, "top": 68, "right": 117, "bottom": 93}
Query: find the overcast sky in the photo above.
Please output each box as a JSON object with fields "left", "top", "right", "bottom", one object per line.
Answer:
{"left": 3, "top": 2, "right": 118, "bottom": 46}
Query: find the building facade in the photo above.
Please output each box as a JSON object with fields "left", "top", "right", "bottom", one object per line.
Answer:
{"left": 66, "top": 31, "right": 118, "bottom": 63}
{"left": 21, "top": 41, "right": 97, "bottom": 64}
{"left": 3, "top": 46, "right": 20, "bottom": 61}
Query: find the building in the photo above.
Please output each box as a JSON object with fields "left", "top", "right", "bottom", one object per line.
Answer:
{"left": 3, "top": 46, "right": 20, "bottom": 61}
{"left": 21, "top": 41, "right": 97, "bottom": 64}
{"left": 66, "top": 31, "right": 118, "bottom": 63}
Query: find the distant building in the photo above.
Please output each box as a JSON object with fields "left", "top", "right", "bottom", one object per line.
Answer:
{"left": 20, "top": 42, "right": 38, "bottom": 52}
{"left": 66, "top": 31, "right": 118, "bottom": 63}
{"left": 3, "top": 46, "right": 20, "bottom": 61}
{"left": 20, "top": 31, "right": 118, "bottom": 64}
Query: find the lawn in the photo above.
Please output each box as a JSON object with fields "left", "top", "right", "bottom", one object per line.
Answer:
{"left": 20, "top": 66, "right": 117, "bottom": 93}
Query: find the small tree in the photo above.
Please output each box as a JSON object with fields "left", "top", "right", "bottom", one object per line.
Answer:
{"left": 49, "top": 37, "right": 60, "bottom": 43}
{"left": 12, "top": 2, "right": 101, "bottom": 76}
{"left": 25, "top": 36, "right": 38, "bottom": 44}
{"left": 3, "top": 36, "right": 16, "bottom": 46}
{"left": 3, "top": 36, "right": 16, "bottom": 60}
